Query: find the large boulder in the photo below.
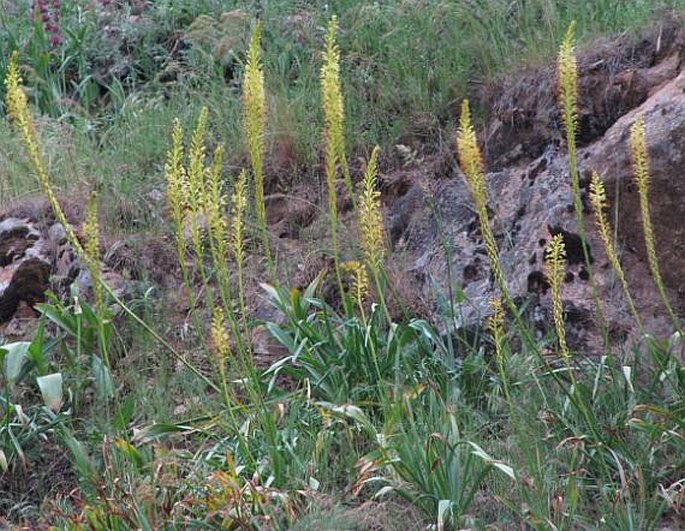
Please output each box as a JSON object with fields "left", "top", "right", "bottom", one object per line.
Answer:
{"left": 389, "top": 63, "right": 685, "bottom": 354}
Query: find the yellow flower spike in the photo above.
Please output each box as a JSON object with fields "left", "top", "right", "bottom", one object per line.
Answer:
{"left": 358, "top": 145, "right": 385, "bottom": 274}
{"left": 546, "top": 234, "right": 570, "bottom": 361}
{"left": 630, "top": 117, "right": 681, "bottom": 330}
{"left": 84, "top": 191, "right": 103, "bottom": 312}
{"left": 205, "top": 144, "right": 227, "bottom": 250}
{"left": 557, "top": 22, "right": 578, "bottom": 138}
{"left": 457, "top": 101, "right": 486, "bottom": 205}
{"left": 211, "top": 308, "right": 231, "bottom": 362}
{"left": 188, "top": 107, "right": 208, "bottom": 212}
{"left": 341, "top": 261, "right": 369, "bottom": 298}
{"left": 321, "top": 16, "right": 343, "bottom": 174}
{"left": 243, "top": 22, "right": 272, "bottom": 267}
{"left": 488, "top": 298, "right": 506, "bottom": 367}
{"left": 165, "top": 118, "right": 187, "bottom": 232}
{"left": 187, "top": 107, "right": 209, "bottom": 262}
{"left": 341, "top": 260, "right": 370, "bottom": 320}
{"left": 321, "top": 17, "right": 350, "bottom": 194}
{"left": 457, "top": 100, "right": 509, "bottom": 304}
{"left": 557, "top": 22, "right": 607, "bottom": 333}
{"left": 588, "top": 172, "right": 644, "bottom": 333}
{"left": 326, "top": 17, "right": 353, "bottom": 206}
{"left": 321, "top": 16, "right": 347, "bottom": 299}
{"left": 211, "top": 307, "right": 233, "bottom": 406}
{"left": 204, "top": 144, "right": 235, "bottom": 309}
{"left": 231, "top": 169, "right": 249, "bottom": 319}
{"left": 4, "top": 52, "right": 84, "bottom": 258}
{"left": 557, "top": 22, "right": 585, "bottom": 241}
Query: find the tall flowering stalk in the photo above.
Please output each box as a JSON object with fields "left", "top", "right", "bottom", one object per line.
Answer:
{"left": 545, "top": 234, "right": 603, "bottom": 452}
{"left": 457, "top": 100, "right": 510, "bottom": 305}
{"left": 557, "top": 23, "right": 579, "bottom": 209}
{"left": 488, "top": 298, "right": 514, "bottom": 413}
{"left": 321, "top": 16, "right": 346, "bottom": 298}
{"left": 630, "top": 117, "right": 681, "bottom": 331}
{"left": 164, "top": 112, "right": 243, "bottom": 373}
{"left": 341, "top": 260, "right": 369, "bottom": 320}
{"left": 557, "top": 22, "right": 606, "bottom": 331}
{"left": 358, "top": 146, "right": 384, "bottom": 275}
{"left": 320, "top": 17, "right": 353, "bottom": 202}
{"left": 588, "top": 172, "right": 644, "bottom": 333}
{"left": 557, "top": 22, "right": 584, "bottom": 238}
{"left": 84, "top": 191, "right": 104, "bottom": 316}
{"left": 203, "top": 143, "right": 243, "bottom": 338}
{"left": 166, "top": 119, "right": 189, "bottom": 275}
{"left": 187, "top": 107, "right": 209, "bottom": 267}
{"left": 488, "top": 298, "right": 506, "bottom": 369}
{"left": 5, "top": 52, "right": 83, "bottom": 259}
{"left": 84, "top": 191, "right": 114, "bottom": 399}
{"left": 243, "top": 23, "right": 272, "bottom": 270}
{"left": 205, "top": 143, "right": 228, "bottom": 276}
{"left": 8, "top": 53, "right": 114, "bottom": 398}
{"left": 230, "top": 170, "right": 249, "bottom": 332}
{"left": 357, "top": 145, "right": 391, "bottom": 321}
{"left": 211, "top": 308, "right": 234, "bottom": 409}
{"left": 546, "top": 234, "right": 570, "bottom": 362}
{"left": 6, "top": 53, "right": 214, "bottom": 390}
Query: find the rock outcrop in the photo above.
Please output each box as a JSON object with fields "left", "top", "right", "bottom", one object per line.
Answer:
{"left": 388, "top": 32, "right": 685, "bottom": 355}
{"left": 0, "top": 200, "right": 140, "bottom": 339}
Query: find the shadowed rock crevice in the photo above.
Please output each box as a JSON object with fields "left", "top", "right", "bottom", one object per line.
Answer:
{"left": 0, "top": 258, "right": 51, "bottom": 322}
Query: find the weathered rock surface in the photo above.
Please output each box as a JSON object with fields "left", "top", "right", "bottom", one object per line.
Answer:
{"left": 0, "top": 218, "right": 52, "bottom": 328}
{"left": 0, "top": 201, "right": 140, "bottom": 339}
{"left": 389, "top": 46, "right": 685, "bottom": 354}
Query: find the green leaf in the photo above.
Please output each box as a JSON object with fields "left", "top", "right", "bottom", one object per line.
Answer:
{"left": 437, "top": 499, "right": 452, "bottom": 530}
{"left": 265, "top": 322, "right": 297, "bottom": 351}
{"left": 317, "top": 401, "right": 374, "bottom": 432}
{"left": 37, "top": 373, "right": 63, "bottom": 412}
{"left": 114, "top": 396, "right": 135, "bottom": 431}
{"left": 409, "top": 320, "right": 448, "bottom": 355}
{"left": 373, "top": 485, "right": 394, "bottom": 499}
{"left": 304, "top": 270, "right": 324, "bottom": 300}
{"left": 36, "top": 301, "right": 77, "bottom": 336}
{"left": 260, "top": 282, "right": 280, "bottom": 302}
{"left": 28, "top": 323, "right": 48, "bottom": 375}
{"left": 92, "top": 356, "right": 114, "bottom": 399}
{"left": 468, "top": 442, "right": 515, "bottom": 479}
{"left": 2, "top": 342, "right": 31, "bottom": 385}
{"left": 133, "top": 423, "right": 195, "bottom": 443}
{"left": 59, "top": 426, "right": 98, "bottom": 484}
